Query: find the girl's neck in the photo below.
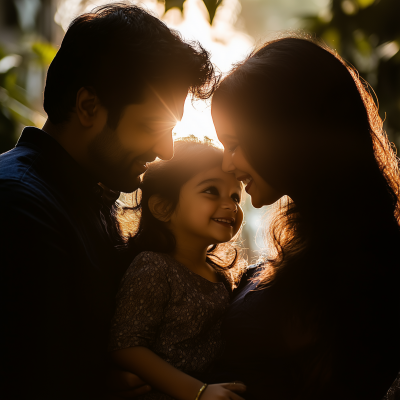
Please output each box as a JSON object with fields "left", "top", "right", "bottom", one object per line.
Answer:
{"left": 171, "top": 243, "right": 208, "bottom": 270}
{"left": 171, "top": 242, "right": 220, "bottom": 283}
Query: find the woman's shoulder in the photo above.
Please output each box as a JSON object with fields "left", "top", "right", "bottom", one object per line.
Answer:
{"left": 234, "top": 263, "right": 263, "bottom": 291}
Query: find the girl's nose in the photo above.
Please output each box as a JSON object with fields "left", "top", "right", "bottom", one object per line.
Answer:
{"left": 222, "top": 198, "right": 238, "bottom": 212}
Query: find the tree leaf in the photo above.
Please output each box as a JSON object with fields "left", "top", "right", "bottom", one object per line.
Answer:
{"left": 164, "top": 0, "right": 185, "bottom": 13}
{"left": 356, "top": 0, "right": 375, "bottom": 9}
{"left": 32, "top": 42, "right": 57, "bottom": 66}
{"left": 163, "top": 0, "right": 222, "bottom": 23}
{"left": 202, "top": 0, "right": 223, "bottom": 23}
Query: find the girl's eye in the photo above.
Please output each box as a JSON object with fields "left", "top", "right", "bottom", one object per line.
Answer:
{"left": 203, "top": 186, "right": 219, "bottom": 196}
{"left": 231, "top": 193, "right": 241, "bottom": 203}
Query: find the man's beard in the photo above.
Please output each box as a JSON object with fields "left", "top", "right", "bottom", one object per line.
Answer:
{"left": 87, "top": 125, "right": 140, "bottom": 193}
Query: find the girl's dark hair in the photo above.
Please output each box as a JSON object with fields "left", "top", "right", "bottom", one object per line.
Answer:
{"left": 213, "top": 34, "right": 400, "bottom": 398}
{"left": 44, "top": 3, "right": 218, "bottom": 128}
{"left": 116, "top": 138, "right": 245, "bottom": 285}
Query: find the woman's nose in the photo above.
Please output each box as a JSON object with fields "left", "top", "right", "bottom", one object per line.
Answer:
{"left": 221, "top": 151, "right": 235, "bottom": 173}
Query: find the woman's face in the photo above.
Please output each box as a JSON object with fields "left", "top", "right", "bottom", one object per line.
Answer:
{"left": 212, "top": 105, "right": 283, "bottom": 208}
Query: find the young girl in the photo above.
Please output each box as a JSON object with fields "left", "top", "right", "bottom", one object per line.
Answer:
{"left": 109, "top": 140, "right": 247, "bottom": 400}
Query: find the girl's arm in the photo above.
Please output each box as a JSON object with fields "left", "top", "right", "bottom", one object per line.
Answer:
{"left": 111, "top": 346, "right": 201, "bottom": 399}
{"left": 111, "top": 347, "right": 246, "bottom": 400}
{"left": 109, "top": 253, "right": 245, "bottom": 399}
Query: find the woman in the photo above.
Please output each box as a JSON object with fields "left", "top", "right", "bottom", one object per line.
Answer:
{"left": 109, "top": 36, "right": 400, "bottom": 400}
{"left": 208, "top": 35, "right": 400, "bottom": 400}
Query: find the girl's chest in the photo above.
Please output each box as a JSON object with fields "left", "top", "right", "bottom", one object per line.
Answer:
{"left": 163, "top": 269, "right": 231, "bottom": 325}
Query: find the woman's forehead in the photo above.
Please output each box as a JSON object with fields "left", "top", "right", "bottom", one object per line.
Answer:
{"left": 212, "top": 109, "right": 239, "bottom": 141}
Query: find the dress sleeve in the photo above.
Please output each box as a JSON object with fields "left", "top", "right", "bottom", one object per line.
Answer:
{"left": 109, "top": 252, "right": 171, "bottom": 351}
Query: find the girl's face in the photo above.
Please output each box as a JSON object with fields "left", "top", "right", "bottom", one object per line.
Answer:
{"left": 212, "top": 106, "right": 283, "bottom": 208}
{"left": 169, "top": 165, "right": 243, "bottom": 246}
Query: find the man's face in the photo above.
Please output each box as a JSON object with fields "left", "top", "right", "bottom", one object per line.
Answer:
{"left": 88, "top": 85, "right": 187, "bottom": 192}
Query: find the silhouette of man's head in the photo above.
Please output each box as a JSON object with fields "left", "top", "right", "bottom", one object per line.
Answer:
{"left": 43, "top": 3, "right": 217, "bottom": 192}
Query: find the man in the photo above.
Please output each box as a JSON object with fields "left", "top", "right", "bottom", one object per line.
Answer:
{"left": 0, "top": 4, "right": 216, "bottom": 399}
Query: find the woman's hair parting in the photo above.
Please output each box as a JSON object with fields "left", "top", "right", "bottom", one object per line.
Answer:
{"left": 116, "top": 138, "right": 245, "bottom": 284}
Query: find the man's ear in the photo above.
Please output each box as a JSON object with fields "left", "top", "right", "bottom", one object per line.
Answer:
{"left": 75, "top": 87, "right": 103, "bottom": 127}
{"left": 148, "top": 195, "right": 172, "bottom": 222}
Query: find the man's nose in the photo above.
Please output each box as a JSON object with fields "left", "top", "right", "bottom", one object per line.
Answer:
{"left": 153, "top": 132, "right": 174, "bottom": 161}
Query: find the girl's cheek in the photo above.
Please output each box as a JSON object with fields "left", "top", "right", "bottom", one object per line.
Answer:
{"left": 198, "top": 201, "right": 216, "bottom": 218}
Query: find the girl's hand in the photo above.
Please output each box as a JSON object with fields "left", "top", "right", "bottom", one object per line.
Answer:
{"left": 201, "top": 382, "right": 246, "bottom": 400}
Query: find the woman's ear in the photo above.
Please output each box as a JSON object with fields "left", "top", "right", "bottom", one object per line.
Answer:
{"left": 232, "top": 204, "right": 244, "bottom": 237}
{"left": 148, "top": 195, "right": 172, "bottom": 222}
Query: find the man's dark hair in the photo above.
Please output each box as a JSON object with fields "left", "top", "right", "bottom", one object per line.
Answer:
{"left": 44, "top": 3, "right": 217, "bottom": 128}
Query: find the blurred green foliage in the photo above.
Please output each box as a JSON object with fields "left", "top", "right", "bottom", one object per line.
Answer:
{"left": 304, "top": 0, "right": 400, "bottom": 144}
{"left": 0, "top": 40, "right": 57, "bottom": 153}
{"left": 32, "top": 41, "right": 58, "bottom": 65}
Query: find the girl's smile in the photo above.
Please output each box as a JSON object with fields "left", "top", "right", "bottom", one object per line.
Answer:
{"left": 212, "top": 217, "right": 236, "bottom": 227}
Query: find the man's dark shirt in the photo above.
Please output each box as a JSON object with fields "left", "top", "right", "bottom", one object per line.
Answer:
{"left": 1, "top": 127, "right": 127, "bottom": 399}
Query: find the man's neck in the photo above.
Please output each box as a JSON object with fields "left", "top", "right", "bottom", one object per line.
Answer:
{"left": 42, "top": 118, "right": 98, "bottom": 179}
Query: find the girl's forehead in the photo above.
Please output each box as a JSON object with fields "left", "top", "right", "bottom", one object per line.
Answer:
{"left": 190, "top": 165, "right": 241, "bottom": 190}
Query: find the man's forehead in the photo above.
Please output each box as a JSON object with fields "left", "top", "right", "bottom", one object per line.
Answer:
{"left": 142, "top": 84, "right": 187, "bottom": 120}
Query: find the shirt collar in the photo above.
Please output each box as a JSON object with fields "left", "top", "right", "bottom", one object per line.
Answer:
{"left": 16, "top": 126, "right": 102, "bottom": 200}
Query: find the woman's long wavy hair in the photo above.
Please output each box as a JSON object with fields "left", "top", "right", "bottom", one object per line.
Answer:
{"left": 214, "top": 34, "right": 400, "bottom": 284}
{"left": 116, "top": 139, "right": 245, "bottom": 286}
{"left": 212, "top": 34, "right": 400, "bottom": 397}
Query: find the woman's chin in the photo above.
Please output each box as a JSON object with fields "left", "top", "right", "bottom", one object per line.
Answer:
{"left": 251, "top": 199, "right": 266, "bottom": 208}
{"left": 249, "top": 192, "right": 266, "bottom": 208}
{"left": 250, "top": 194, "right": 283, "bottom": 208}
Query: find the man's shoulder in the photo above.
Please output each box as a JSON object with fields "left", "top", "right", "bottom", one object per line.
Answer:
{"left": 0, "top": 144, "right": 42, "bottom": 183}
{"left": 0, "top": 146, "right": 57, "bottom": 210}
